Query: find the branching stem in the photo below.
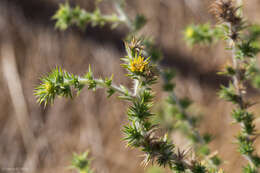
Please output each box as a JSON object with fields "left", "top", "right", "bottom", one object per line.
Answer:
{"left": 79, "top": 77, "right": 134, "bottom": 97}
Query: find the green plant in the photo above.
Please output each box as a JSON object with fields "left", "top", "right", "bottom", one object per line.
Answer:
{"left": 34, "top": 0, "right": 227, "bottom": 172}
{"left": 34, "top": 0, "right": 260, "bottom": 172}
{"left": 184, "top": 23, "right": 223, "bottom": 46}
{"left": 51, "top": 1, "right": 222, "bottom": 170}
{"left": 35, "top": 38, "right": 223, "bottom": 172}
{"left": 157, "top": 80, "right": 221, "bottom": 169}
{"left": 185, "top": 0, "right": 260, "bottom": 172}
{"left": 70, "top": 152, "right": 93, "bottom": 173}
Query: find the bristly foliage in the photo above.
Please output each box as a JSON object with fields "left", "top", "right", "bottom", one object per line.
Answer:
{"left": 52, "top": 2, "right": 147, "bottom": 32}
{"left": 53, "top": 2, "right": 220, "bottom": 170}
{"left": 184, "top": 23, "right": 223, "bottom": 45}
{"left": 185, "top": 0, "right": 260, "bottom": 172}
{"left": 213, "top": 0, "right": 260, "bottom": 168}
{"left": 70, "top": 151, "right": 93, "bottom": 173}
{"left": 125, "top": 39, "right": 221, "bottom": 170}
{"left": 35, "top": 66, "right": 133, "bottom": 106}
{"left": 210, "top": 0, "right": 242, "bottom": 25}
{"left": 35, "top": 38, "right": 224, "bottom": 172}
{"left": 52, "top": 3, "right": 124, "bottom": 30}
{"left": 34, "top": 67, "right": 84, "bottom": 107}
{"left": 35, "top": 0, "right": 233, "bottom": 172}
{"left": 210, "top": 0, "right": 244, "bottom": 41}
{"left": 121, "top": 41, "right": 180, "bottom": 169}
{"left": 155, "top": 68, "right": 222, "bottom": 169}
{"left": 128, "top": 35, "right": 222, "bottom": 170}
{"left": 216, "top": 0, "right": 260, "bottom": 171}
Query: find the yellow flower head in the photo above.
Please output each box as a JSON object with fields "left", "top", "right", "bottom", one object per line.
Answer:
{"left": 130, "top": 56, "right": 149, "bottom": 73}
{"left": 185, "top": 27, "right": 194, "bottom": 38}
{"left": 44, "top": 81, "right": 54, "bottom": 93}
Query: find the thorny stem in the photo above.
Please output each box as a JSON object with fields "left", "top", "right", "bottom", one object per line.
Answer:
{"left": 227, "top": 0, "right": 257, "bottom": 168}
{"left": 79, "top": 77, "right": 134, "bottom": 97}
{"left": 230, "top": 34, "right": 256, "bottom": 168}
{"left": 113, "top": 0, "right": 133, "bottom": 30}
{"left": 170, "top": 92, "right": 204, "bottom": 144}
{"left": 116, "top": 0, "right": 210, "bottom": 148}
{"left": 100, "top": 14, "right": 126, "bottom": 24}
{"left": 49, "top": 1, "right": 226, "bottom": 172}
{"left": 114, "top": 0, "right": 220, "bottom": 168}
{"left": 117, "top": 0, "right": 208, "bottom": 143}
{"left": 169, "top": 89, "right": 220, "bottom": 169}
{"left": 133, "top": 79, "right": 140, "bottom": 96}
{"left": 129, "top": 70, "right": 204, "bottom": 173}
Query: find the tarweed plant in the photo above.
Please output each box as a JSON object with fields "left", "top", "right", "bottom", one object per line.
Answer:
{"left": 185, "top": 0, "right": 260, "bottom": 172}
{"left": 34, "top": 0, "right": 260, "bottom": 172}
{"left": 35, "top": 39, "right": 219, "bottom": 173}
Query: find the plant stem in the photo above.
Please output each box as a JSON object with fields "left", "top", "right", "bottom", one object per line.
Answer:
{"left": 113, "top": 0, "right": 133, "bottom": 30}
{"left": 113, "top": 1, "right": 220, "bottom": 168}
{"left": 231, "top": 42, "right": 255, "bottom": 167}
{"left": 170, "top": 92, "right": 204, "bottom": 144}
{"left": 227, "top": 1, "right": 258, "bottom": 168}
{"left": 79, "top": 77, "right": 134, "bottom": 97}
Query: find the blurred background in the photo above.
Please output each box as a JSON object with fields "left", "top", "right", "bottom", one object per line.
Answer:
{"left": 0, "top": 0, "right": 260, "bottom": 173}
